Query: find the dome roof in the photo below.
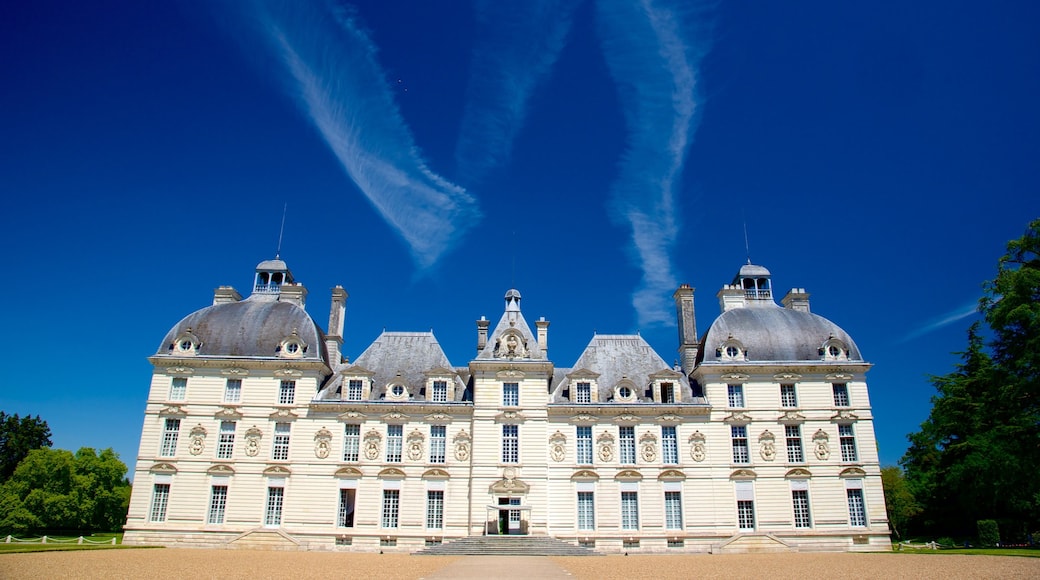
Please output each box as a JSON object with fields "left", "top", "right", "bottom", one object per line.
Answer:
{"left": 700, "top": 306, "right": 862, "bottom": 363}
{"left": 256, "top": 258, "right": 288, "bottom": 271}
{"left": 737, "top": 263, "right": 771, "bottom": 278}
{"left": 157, "top": 298, "right": 327, "bottom": 361}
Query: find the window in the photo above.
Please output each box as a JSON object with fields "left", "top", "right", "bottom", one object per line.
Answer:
{"left": 265, "top": 486, "right": 284, "bottom": 526}
{"left": 382, "top": 490, "right": 400, "bottom": 528}
{"left": 792, "top": 489, "right": 811, "bottom": 528}
{"left": 575, "top": 382, "right": 591, "bottom": 403}
{"left": 224, "top": 379, "right": 242, "bottom": 403}
{"left": 737, "top": 500, "right": 755, "bottom": 530}
{"left": 503, "top": 383, "right": 519, "bottom": 406}
{"left": 343, "top": 424, "right": 360, "bottom": 462}
{"left": 576, "top": 426, "right": 592, "bottom": 465}
{"left": 426, "top": 490, "right": 444, "bottom": 529}
{"left": 662, "top": 426, "right": 678, "bottom": 464}
{"left": 346, "top": 379, "right": 363, "bottom": 401}
{"left": 621, "top": 491, "right": 639, "bottom": 530}
{"left": 150, "top": 483, "right": 170, "bottom": 522}
{"left": 216, "top": 421, "right": 236, "bottom": 459}
{"left": 731, "top": 425, "right": 749, "bottom": 464}
{"left": 780, "top": 384, "right": 797, "bottom": 407}
{"left": 577, "top": 491, "right": 595, "bottom": 530}
{"left": 279, "top": 380, "right": 296, "bottom": 405}
{"left": 785, "top": 425, "right": 804, "bottom": 463}
{"left": 727, "top": 384, "right": 745, "bottom": 408}
{"left": 208, "top": 485, "right": 228, "bottom": 524}
{"left": 661, "top": 382, "right": 675, "bottom": 403}
{"left": 619, "top": 426, "right": 636, "bottom": 464}
{"left": 338, "top": 489, "right": 355, "bottom": 527}
{"left": 502, "top": 425, "right": 519, "bottom": 463}
{"left": 725, "top": 345, "right": 740, "bottom": 358}
{"left": 847, "top": 488, "right": 867, "bottom": 526}
{"left": 272, "top": 423, "right": 291, "bottom": 460}
{"left": 431, "top": 380, "right": 448, "bottom": 402}
{"left": 430, "top": 425, "right": 446, "bottom": 463}
{"left": 832, "top": 383, "right": 850, "bottom": 407}
{"left": 839, "top": 424, "right": 858, "bottom": 462}
{"left": 386, "top": 425, "right": 403, "bottom": 463}
{"left": 168, "top": 377, "right": 187, "bottom": 401}
{"left": 665, "top": 491, "right": 683, "bottom": 530}
{"left": 160, "top": 418, "right": 180, "bottom": 457}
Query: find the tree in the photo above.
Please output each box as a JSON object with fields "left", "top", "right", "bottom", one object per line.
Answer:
{"left": 0, "top": 447, "right": 131, "bottom": 534}
{"left": 881, "top": 466, "right": 920, "bottom": 540}
{"left": 0, "top": 412, "right": 52, "bottom": 482}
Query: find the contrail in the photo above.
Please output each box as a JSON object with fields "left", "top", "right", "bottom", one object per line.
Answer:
{"left": 596, "top": 0, "right": 711, "bottom": 327}
{"left": 898, "top": 301, "right": 979, "bottom": 343}
{"left": 230, "top": 1, "right": 479, "bottom": 269}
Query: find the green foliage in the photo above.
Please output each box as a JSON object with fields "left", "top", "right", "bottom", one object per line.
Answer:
{"left": 0, "top": 411, "right": 52, "bottom": 482}
{"left": 881, "top": 466, "right": 921, "bottom": 540}
{"left": 0, "top": 447, "right": 131, "bottom": 534}
{"left": 978, "top": 519, "right": 1000, "bottom": 547}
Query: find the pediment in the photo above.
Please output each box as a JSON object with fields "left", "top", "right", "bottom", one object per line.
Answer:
{"left": 566, "top": 368, "right": 601, "bottom": 380}
{"left": 422, "top": 468, "right": 450, "bottom": 480}
{"left": 656, "top": 414, "right": 684, "bottom": 424}
{"left": 785, "top": 468, "right": 812, "bottom": 479}
{"left": 221, "top": 367, "right": 249, "bottom": 377}
{"left": 730, "top": 468, "right": 757, "bottom": 480}
{"left": 496, "top": 369, "right": 526, "bottom": 379}
{"left": 207, "top": 464, "right": 235, "bottom": 476}
{"left": 658, "top": 469, "right": 686, "bottom": 481}
{"left": 334, "top": 466, "right": 363, "bottom": 478}
{"left": 720, "top": 373, "right": 749, "bottom": 382}
{"left": 831, "top": 410, "right": 859, "bottom": 422}
{"left": 340, "top": 364, "right": 376, "bottom": 377}
{"left": 337, "top": 410, "right": 366, "bottom": 421}
{"left": 839, "top": 467, "right": 867, "bottom": 478}
{"left": 612, "top": 413, "right": 640, "bottom": 425}
{"left": 773, "top": 372, "right": 802, "bottom": 381}
{"left": 378, "top": 467, "right": 406, "bottom": 479}
{"left": 490, "top": 477, "right": 530, "bottom": 494}
{"left": 424, "top": 412, "right": 452, "bottom": 424}
{"left": 570, "top": 469, "right": 600, "bottom": 481}
{"left": 778, "top": 410, "right": 805, "bottom": 424}
{"left": 495, "top": 410, "right": 526, "bottom": 423}
{"left": 149, "top": 462, "right": 178, "bottom": 474}
{"left": 723, "top": 411, "right": 753, "bottom": 425}
{"left": 165, "top": 366, "right": 195, "bottom": 376}
{"left": 381, "top": 411, "right": 409, "bottom": 423}
{"left": 424, "top": 366, "right": 457, "bottom": 378}
{"left": 615, "top": 469, "right": 643, "bottom": 481}
{"left": 215, "top": 407, "right": 243, "bottom": 420}
{"left": 825, "top": 372, "right": 854, "bottom": 381}
{"left": 273, "top": 367, "right": 303, "bottom": 379}
{"left": 269, "top": 408, "right": 299, "bottom": 421}
{"left": 648, "top": 368, "right": 684, "bottom": 380}
{"left": 263, "top": 465, "right": 292, "bottom": 477}
{"left": 570, "top": 413, "right": 598, "bottom": 424}
{"left": 158, "top": 405, "right": 187, "bottom": 417}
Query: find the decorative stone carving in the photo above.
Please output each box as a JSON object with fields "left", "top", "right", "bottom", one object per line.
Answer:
{"left": 495, "top": 410, "right": 526, "bottom": 423}
{"left": 158, "top": 404, "right": 187, "bottom": 417}
{"left": 656, "top": 414, "right": 683, "bottom": 424}
{"left": 494, "top": 331, "right": 530, "bottom": 359}
{"left": 220, "top": 367, "right": 249, "bottom": 377}
{"left": 831, "top": 410, "right": 859, "bottom": 422}
{"left": 215, "top": 407, "right": 243, "bottom": 420}
{"left": 424, "top": 412, "right": 452, "bottom": 424}
{"left": 269, "top": 408, "right": 299, "bottom": 420}
{"left": 688, "top": 431, "right": 707, "bottom": 462}
{"left": 363, "top": 429, "right": 382, "bottom": 461}
{"left": 165, "top": 366, "right": 195, "bottom": 376}
{"left": 723, "top": 411, "right": 752, "bottom": 425}
{"left": 613, "top": 413, "right": 640, "bottom": 425}
{"left": 730, "top": 468, "right": 757, "bottom": 480}
{"left": 407, "top": 429, "right": 425, "bottom": 461}
{"left": 785, "top": 467, "right": 812, "bottom": 479}
{"left": 244, "top": 426, "right": 263, "bottom": 457}
{"left": 813, "top": 429, "right": 831, "bottom": 460}
{"left": 263, "top": 465, "right": 291, "bottom": 477}
{"left": 658, "top": 469, "right": 686, "bottom": 481}
{"left": 778, "top": 410, "right": 806, "bottom": 425}
{"left": 596, "top": 431, "right": 615, "bottom": 462}
{"left": 273, "top": 367, "right": 304, "bottom": 379}
{"left": 337, "top": 411, "right": 366, "bottom": 422}
{"left": 189, "top": 424, "right": 207, "bottom": 455}
{"left": 453, "top": 429, "right": 471, "bottom": 461}
{"left": 314, "top": 428, "right": 333, "bottom": 459}
{"left": 825, "top": 372, "right": 854, "bottom": 381}
{"left": 639, "top": 431, "right": 658, "bottom": 463}
{"left": 759, "top": 430, "right": 776, "bottom": 461}
{"left": 382, "top": 411, "right": 408, "bottom": 422}
{"left": 773, "top": 372, "right": 802, "bottom": 381}
{"left": 549, "top": 430, "right": 567, "bottom": 462}
{"left": 149, "top": 462, "right": 178, "bottom": 474}
{"left": 207, "top": 464, "right": 235, "bottom": 476}
{"left": 720, "top": 373, "right": 749, "bottom": 382}
{"left": 570, "top": 413, "right": 597, "bottom": 424}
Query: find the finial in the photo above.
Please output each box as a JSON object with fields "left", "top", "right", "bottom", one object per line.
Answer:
{"left": 742, "top": 210, "right": 752, "bottom": 265}
{"left": 276, "top": 203, "right": 287, "bottom": 259}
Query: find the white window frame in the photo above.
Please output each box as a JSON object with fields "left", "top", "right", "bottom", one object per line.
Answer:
{"left": 426, "top": 490, "right": 444, "bottom": 529}
{"left": 386, "top": 424, "right": 403, "bottom": 462}
{"left": 839, "top": 424, "right": 858, "bottom": 462}
{"left": 264, "top": 485, "right": 284, "bottom": 527}
{"left": 576, "top": 426, "right": 593, "bottom": 465}
{"left": 735, "top": 480, "right": 755, "bottom": 531}
{"left": 832, "top": 383, "right": 850, "bottom": 407}
{"left": 216, "top": 421, "right": 236, "bottom": 459}
{"left": 208, "top": 484, "right": 228, "bottom": 524}
{"left": 150, "top": 482, "right": 170, "bottom": 522}
{"left": 343, "top": 424, "right": 360, "bottom": 462}
{"left": 727, "top": 384, "right": 745, "bottom": 408}
{"left": 430, "top": 380, "right": 448, "bottom": 403}
{"left": 338, "top": 488, "right": 356, "bottom": 527}
{"left": 346, "top": 379, "right": 363, "bottom": 401}
{"left": 731, "top": 425, "right": 749, "bottom": 464}
{"left": 664, "top": 490, "right": 683, "bottom": 530}
{"left": 272, "top": 422, "right": 291, "bottom": 460}
{"left": 577, "top": 490, "right": 595, "bottom": 530}
{"left": 846, "top": 483, "right": 867, "bottom": 527}
{"left": 278, "top": 380, "right": 296, "bottom": 405}
{"left": 429, "top": 425, "right": 446, "bottom": 464}
{"left": 168, "top": 377, "right": 187, "bottom": 401}
{"left": 382, "top": 489, "right": 400, "bottom": 528}
{"left": 502, "top": 424, "right": 519, "bottom": 463}
{"left": 503, "top": 382, "right": 519, "bottom": 407}
{"left": 791, "top": 482, "right": 812, "bottom": 529}
{"left": 160, "top": 418, "right": 180, "bottom": 457}
{"left": 780, "top": 383, "right": 797, "bottom": 407}
{"left": 661, "top": 426, "right": 678, "bottom": 464}
{"left": 619, "top": 426, "right": 636, "bottom": 465}
{"left": 575, "top": 382, "right": 591, "bottom": 403}
{"left": 224, "top": 378, "right": 242, "bottom": 403}
{"left": 620, "top": 490, "right": 639, "bottom": 530}
{"left": 785, "top": 425, "right": 804, "bottom": 463}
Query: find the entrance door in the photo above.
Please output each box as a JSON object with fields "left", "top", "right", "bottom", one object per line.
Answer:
{"left": 497, "top": 497, "right": 522, "bottom": 535}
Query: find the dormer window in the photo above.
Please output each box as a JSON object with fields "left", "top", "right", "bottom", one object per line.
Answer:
{"left": 614, "top": 381, "right": 637, "bottom": 403}
{"left": 171, "top": 329, "right": 201, "bottom": 356}
{"left": 575, "top": 382, "right": 592, "bottom": 403}
{"left": 717, "top": 339, "right": 746, "bottom": 361}
{"left": 278, "top": 331, "right": 307, "bottom": 359}
{"left": 820, "top": 338, "right": 849, "bottom": 361}
{"left": 387, "top": 383, "right": 409, "bottom": 401}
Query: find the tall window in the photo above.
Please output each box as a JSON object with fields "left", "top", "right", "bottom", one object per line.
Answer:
{"left": 785, "top": 425, "right": 804, "bottom": 463}
{"left": 839, "top": 424, "right": 858, "bottom": 462}
{"left": 160, "top": 418, "right": 180, "bottom": 457}
{"left": 208, "top": 485, "right": 228, "bottom": 524}
{"left": 343, "top": 424, "right": 360, "bottom": 462}
{"left": 265, "top": 486, "right": 284, "bottom": 526}
{"left": 661, "top": 382, "right": 675, "bottom": 403}
{"left": 780, "top": 384, "right": 797, "bottom": 407}
{"left": 216, "top": 421, "right": 236, "bottom": 459}
{"left": 150, "top": 483, "right": 170, "bottom": 522}
{"left": 664, "top": 491, "right": 683, "bottom": 529}
{"left": 727, "top": 384, "right": 745, "bottom": 408}
{"left": 279, "top": 380, "right": 296, "bottom": 405}
{"left": 576, "top": 426, "right": 593, "bottom": 465}
{"left": 224, "top": 379, "right": 242, "bottom": 403}
{"left": 731, "top": 426, "right": 749, "bottom": 464}
{"left": 847, "top": 488, "right": 867, "bottom": 526}
{"left": 430, "top": 425, "right": 446, "bottom": 463}
{"left": 426, "top": 490, "right": 444, "bottom": 529}
{"left": 272, "top": 423, "right": 291, "bottom": 460}
{"left": 832, "top": 383, "right": 850, "bottom": 407}
{"left": 792, "top": 489, "right": 811, "bottom": 528}
{"left": 503, "top": 383, "right": 519, "bottom": 406}
{"left": 577, "top": 492, "right": 595, "bottom": 530}
{"left": 502, "top": 425, "right": 519, "bottom": 463}
{"left": 619, "top": 426, "right": 636, "bottom": 464}
{"left": 382, "top": 490, "right": 400, "bottom": 528}
{"left": 431, "top": 380, "right": 448, "bottom": 402}
{"left": 386, "top": 425, "right": 403, "bottom": 462}
{"left": 338, "top": 489, "right": 355, "bottom": 527}
{"left": 346, "top": 379, "right": 363, "bottom": 401}
{"left": 737, "top": 500, "right": 755, "bottom": 530}
{"left": 662, "top": 426, "right": 678, "bottom": 464}
{"left": 621, "top": 491, "right": 639, "bottom": 530}
{"left": 575, "top": 382, "right": 591, "bottom": 403}
{"left": 169, "top": 377, "right": 187, "bottom": 401}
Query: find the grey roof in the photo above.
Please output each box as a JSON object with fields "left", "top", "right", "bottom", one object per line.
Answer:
{"left": 476, "top": 302, "right": 545, "bottom": 360}
{"left": 552, "top": 334, "right": 693, "bottom": 402}
{"left": 700, "top": 305, "right": 862, "bottom": 363}
{"left": 344, "top": 331, "right": 465, "bottom": 401}
{"left": 256, "top": 258, "right": 288, "bottom": 271}
{"left": 157, "top": 297, "right": 327, "bottom": 361}
{"left": 737, "top": 263, "right": 771, "bottom": 278}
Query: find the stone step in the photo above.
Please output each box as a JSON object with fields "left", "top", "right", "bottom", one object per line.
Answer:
{"left": 414, "top": 535, "right": 601, "bottom": 556}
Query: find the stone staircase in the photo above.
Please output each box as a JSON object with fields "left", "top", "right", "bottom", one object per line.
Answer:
{"left": 413, "top": 535, "right": 601, "bottom": 556}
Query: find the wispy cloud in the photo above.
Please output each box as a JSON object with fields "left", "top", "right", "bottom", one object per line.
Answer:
{"left": 454, "top": 0, "right": 582, "bottom": 183}
{"left": 898, "top": 301, "right": 979, "bottom": 343}
{"left": 233, "top": 1, "right": 479, "bottom": 269}
{"left": 596, "top": 0, "right": 710, "bottom": 327}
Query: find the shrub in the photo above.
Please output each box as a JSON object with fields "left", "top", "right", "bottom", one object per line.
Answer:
{"left": 977, "top": 519, "right": 1000, "bottom": 547}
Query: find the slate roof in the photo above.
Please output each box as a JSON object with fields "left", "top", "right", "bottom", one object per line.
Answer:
{"left": 700, "top": 305, "right": 862, "bottom": 363}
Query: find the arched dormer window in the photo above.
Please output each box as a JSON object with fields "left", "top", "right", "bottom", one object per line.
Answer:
{"left": 172, "top": 329, "right": 201, "bottom": 356}
{"left": 613, "top": 379, "right": 638, "bottom": 403}
{"left": 386, "top": 381, "right": 409, "bottom": 401}
{"left": 716, "top": 337, "right": 746, "bottom": 361}
{"left": 819, "top": 337, "right": 848, "bottom": 361}
{"left": 277, "top": 330, "right": 307, "bottom": 359}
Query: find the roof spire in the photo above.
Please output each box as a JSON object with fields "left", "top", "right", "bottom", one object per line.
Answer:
{"left": 742, "top": 209, "right": 752, "bottom": 265}
{"left": 276, "top": 202, "right": 287, "bottom": 259}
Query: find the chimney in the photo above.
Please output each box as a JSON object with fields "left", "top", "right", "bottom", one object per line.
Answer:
{"left": 279, "top": 284, "right": 307, "bottom": 307}
{"left": 717, "top": 285, "right": 745, "bottom": 312}
{"left": 326, "top": 286, "right": 348, "bottom": 365}
{"left": 213, "top": 286, "right": 242, "bottom": 305}
{"left": 673, "top": 285, "right": 698, "bottom": 372}
{"left": 476, "top": 316, "right": 489, "bottom": 354}
{"left": 782, "top": 288, "right": 811, "bottom": 313}
{"left": 536, "top": 317, "right": 550, "bottom": 354}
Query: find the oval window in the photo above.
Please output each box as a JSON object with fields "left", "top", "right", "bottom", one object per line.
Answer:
{"left": 391, "top": 385, "right": 405, "bottom": 397}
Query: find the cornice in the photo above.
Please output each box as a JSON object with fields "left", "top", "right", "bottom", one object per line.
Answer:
{"left": 309, "top": 402, "right": 474, "bottom": 415}
{"left": 547, "top": 404, "right": 710, "bottom": 418}
{"left": 692, "top": 361, "right": 873, "bottom": 380}
{"left": 150, "top": 356, "right": 331, "bottom": 374}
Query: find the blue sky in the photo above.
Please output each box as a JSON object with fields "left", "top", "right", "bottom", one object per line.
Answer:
{"left": 2, "top": 0, "right": 1038, "bottom": 472}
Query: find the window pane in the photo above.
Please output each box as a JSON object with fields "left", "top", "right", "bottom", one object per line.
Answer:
{"left": 619, "top": 427, "right": 636, "bottom": 464}
{"left": 847, "top": 489, "right": 867, "bottom": 526}
{"left": 208, "top": 485, "right": 228, "bottom": 524}
{"left": 503, "top": 383, "right": 519, "bottom": 406}
{"left": 347, "top": 380, "right": 363, "bottom": 401}
{"left": 272, "top": 423, "right": 291, "bottom": 460}
{"left": 387, "top": 425, "right": 403, "bottom": 462}
{"left": 792, "top": 489, "right": 811, "bottom": 528}
{"left": 224, "top": 379, "right": 242, "bottom": 403}
{"left": 160, "top": 418, "right": 180, "bottom": 457}
{"left": 426, "top": 490, "right": 444, "bottom": 529}
{"left": 343, "top": 424, "right": 360, "bottom": 462}
{"left": 265, "top": 487, "right": 284, "bottom": 526}
{"left": 430, "top": 425, "right": 446, "bottom": 463}
{"left": 731, "top": 426, "right": 749, "bottom": 464}
{"left": 737, "top": 500, "right": 755, "bottom": 530}
{"left": 728, "top": 384, "right": 744, "bottom": 408}
{"left": 780, "top": 384, "right": 797, "bottom": 407}
{"left": 577, "top": 426, "right": 593, "bottom": 465}
{"left": 382, "top": 490, "right": 400, "bottom": 528}
{"left": 502, "top": 425, "right": 519, "bottom": 463}
{"left": 785, "top": 425, "right": 803, "bottom": 463}
{"left": 169, "top": 377, "right": 187, "bottom": 401}
{"left": 833, "top": 383, "right": 849, "bottom": 406}
{"left": 621, "top": 491, "right": 639, "bottom": 530}
{"left": 662, "top": 426, "right": 678, "bottom": 464}
{"left": 431, "top": 380, "right": 448, "bottom": 403}
{"left": 217, "top": 421, "right": 236, "bottom": 459}
{"left": 279, "top": 380, "right": 296, "bottom": 405}
{"left": 338, "top": 488, "right": 355, "bottom": 527}
{"left": 665, "top": 491, "right": 683, "bottom": 530}
{"left": 577, "top": 491, "right": 595, "bottom": 530}
{"left": 150, "top": 483, "right": 170, "bottom": 522}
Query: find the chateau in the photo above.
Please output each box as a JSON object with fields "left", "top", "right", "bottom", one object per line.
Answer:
{"left": 123, "top": 258, "right": 891, "bottom": 552}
